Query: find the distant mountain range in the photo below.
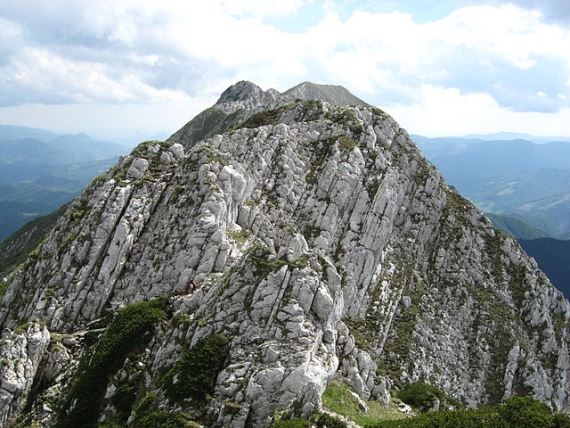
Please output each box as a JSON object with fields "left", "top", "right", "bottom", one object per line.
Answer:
{"left": 462, "top": 132, "right": 570, "bottom": 144}
{"left": 415, "top": 135, "right": 570, "bottom": 240}
{"left": 0, "top": 125, "right": 129, "bottom": 240}
{"left": 416, "top": 135, "right": 570, "bottom": 297}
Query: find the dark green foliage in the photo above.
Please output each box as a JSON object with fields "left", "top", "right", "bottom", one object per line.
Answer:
{"left": 497, "top": 396, "right": 553, "bottom": 428}
{"left": 129, "top": 391, "right": 199, "bottom": 427}
{"left": 316, "top": 413, "right": 348, "bottom": 428}
{"left": 164, "top": 334, "right": 229, "bottom": 403}
{"left": 135, "top": 410, "right": 198, "bottom": 428}
{"left": 484, "top": 231, "right": 504, "bottom": 280}
{"left": 248, "top": 245, "right": 289, "bottom": 278}
{"left": 241, "top": 109, "right": 281, "bottom": 128}
{"left": 271, "top": 418, "right": 312, "bottom": 428}
{"left": 397, "top": 382, "right": 461, "bottom": 412}
{"left": 325, "top": 108, "right": 365, "bottom": 136}
{"left": 58, "top": 298, "right": 167, "bottom": 428}
{"left": 111, "top": 380, "right": 139, "bottom": 420}
{"left": 552, "top": 412, "right": 570, "bottom": 428}
{"left": 0, "top": 280, "right": 8, "bottom": 297}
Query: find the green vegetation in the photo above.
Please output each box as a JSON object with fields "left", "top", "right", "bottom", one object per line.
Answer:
{"left": 325, "top": 108, "right": 365, "bottom": 136}
{"left": 484, "top": 231, "right": 505, "bottom": 280}
{"left": 343, "top": 318, "right": 372, "bottom": 351}
{"left": 320, "top": 380, "right": 569, "bottom": 428}
{"left": 241, "top": 109, "right": 282, "bottom": 128}
{"left": 164, "top": 333, "right": 229, "bottom": 403}
{"left": 134, "top": 410, "right": 199, "bottom": 428}
{"left": 171, "top": 312, "right": 192, "bottom": 327}
{"left": 270, "top": 418, "right": 313, "bottom": 428}
{"left": 443, "top": 188, "right": 471, "bottom": 223}
{"left": 367, "top": 396, "right": 570, "bottom": 428}
{"left": 249, "top": 245, "right": 289, "bottom": 277}
{"left": 270, "top": 414, "right": 345, "bottom": 428}
{"left": 397, "top": 382, "right": 462, "bottom": 412}
{"left": 322, "top": 380, "right": 405, "bottom": 426}
{"left": 304, "top": 133, "right": 358, "bottom": 184}
{"left": 337, "top": 135, "right": 357, "bottom": 152}
{"left": 315, "top": 413, "right": 347, "bottom": 428}
{"left": 376, "top": 267, "right": 424, "bottom": 381}
{"left": 129, "top": 391, "right": 199, "bottom": 428}
{"left": 0, "top": 279, "right": 9, "bottom": 297}
{"left": 130, "top": 140, "right": 171, "bottom": 158}
{"left": 248, "top": 245, "right": 310, "bottom": 278}
{"left": 226, "top": 228, "right": 252, "bottom": 246}
{"left": 58, "top": 298, "right": 167, "bottom": 428}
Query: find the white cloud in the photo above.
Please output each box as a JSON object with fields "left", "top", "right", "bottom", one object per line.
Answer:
{"left": 220, "top": 0, "right": 313, "bottom": 18}
{"left": 1, "top": 1, "right": 570, "bottom": 136}
{"left": 388, "top": 85, "right": 570, "bottom": 137}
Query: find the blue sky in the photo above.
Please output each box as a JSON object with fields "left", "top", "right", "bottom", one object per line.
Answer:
{"left": 0, "top": 0, "right": 569, "bottom": 140}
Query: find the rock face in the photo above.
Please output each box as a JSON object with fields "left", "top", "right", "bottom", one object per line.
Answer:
{"left": 0, "top": 81, "right": 569, "bottom": 427}
{"left": 0, "top": 322, "right": 50, "bottom": 426}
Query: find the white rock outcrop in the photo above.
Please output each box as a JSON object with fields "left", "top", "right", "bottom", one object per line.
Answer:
{"left": 0, "top": 82, "right": 569, "bottom": 426}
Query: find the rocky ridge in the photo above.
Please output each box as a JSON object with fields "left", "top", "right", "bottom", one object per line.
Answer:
{"left": 0, "top": 81, "right": 568, "bottom": 427}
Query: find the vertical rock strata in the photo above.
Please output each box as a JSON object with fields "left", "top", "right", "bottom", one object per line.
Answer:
{"left": 0, "top": 82, "right": 568, "bottom": 426}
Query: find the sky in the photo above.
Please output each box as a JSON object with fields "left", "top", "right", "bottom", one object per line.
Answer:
{"left": 1, "top": 0, "right": 570, "bottom": 141}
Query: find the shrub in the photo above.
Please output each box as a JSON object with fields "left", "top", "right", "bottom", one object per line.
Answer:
{"left": 136, "top": 410, "right": 199, "bottom": 428}
{"left": 397, "top": 382, "right": 444, "bottom": 411}
{"left": 552, "top": 412, "right": 570, "bottom": 428}
{"left": 271, "top": 418, "right": 312, "bottom": 428}
{"left": 498, "top": 396, "right": 553, "bottom": 428}
{"left": 367, "top": 395, "right": 565, "bottom": 428}
{"left": 164, "top": 333, "right": 230, "bottom": 402}
{"left": 316, "top": 413, "right": 348, "bottom": 428}
{"left": 58, "top": 298, "right": 167, "bottom": 428}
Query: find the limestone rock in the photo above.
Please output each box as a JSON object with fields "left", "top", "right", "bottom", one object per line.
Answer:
{"left": 0, "top": 82, "right": 569, "bottom": 427}
{"left": 0, "top": 322, "right": 50, "bottom": 426}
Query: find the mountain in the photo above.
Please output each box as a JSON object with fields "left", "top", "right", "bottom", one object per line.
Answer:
{"left": 519, "top": 238, "right": 570, "bottom": 298}
{"left": 0, "top": 205, "right": 67, "bottom": 279}
{"left": 0, "top": 125, "right": 60, "bottom": 143}
{"left": 463, "top": 132, "right": 570, "bottom": 144}
{"left": 416, "top": 135, "right": 570, "bottom": 239}
{"left": 0, "top": 127, "right": 129, "bottom": 240}
{"left": 0, "top": 82, "right": 569, "bottom": 427}
{"left": 486, "top": 213, "right": 549, "bottom": 240}
{"left": 282, "top": 81, "right": 370, "bottom": 106}
{"left": 484, "top": 213, "right": 570, "bottom": 298}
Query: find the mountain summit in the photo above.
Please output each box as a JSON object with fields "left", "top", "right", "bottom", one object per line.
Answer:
{"left": 0, "top": 82, "right": 569, "bottom": 427}
{"left": 282, "top": 81, "right": 369, "bottom": 106}
{"left": 168, "top": 81, "right": 365, "bottom": 148}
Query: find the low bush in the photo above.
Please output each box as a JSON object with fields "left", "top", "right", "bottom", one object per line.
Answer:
{"left": 58, "top": 298, "right": 167, "bottom": 428}
{"left": 397, "top": 381, "right": 461, "bottom": 411}
{"left": 368, "top": 396, "right": 568, "bottom": 428}
{"left": 164, "top": 333, "right": 230, "bottom": 403}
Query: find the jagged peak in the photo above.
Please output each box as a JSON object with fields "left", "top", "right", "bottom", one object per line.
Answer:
{"left": 282, "top": 81, "right": 369, "bottom": 106}
{"left": 216, "top": 80, "right": 265, "bottom": 104}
